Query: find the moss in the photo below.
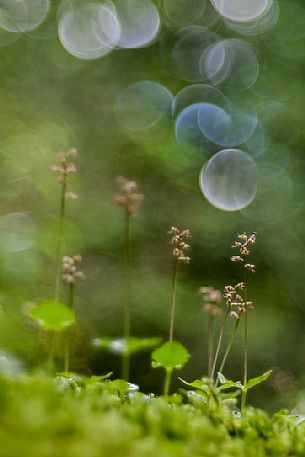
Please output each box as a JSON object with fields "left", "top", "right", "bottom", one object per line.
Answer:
{"left": 0, "top": 374, "right": 303, "bottom": 457}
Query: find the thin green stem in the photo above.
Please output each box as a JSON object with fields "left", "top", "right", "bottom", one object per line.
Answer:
{"left": 241, "top": 269, "right": 248, "bottom": 414}
{"left": 164, "top": 367, "right": 172, "bottom": 396}
{"left": 216, "top": 318, "right": 240, "bottom": 387}
{"left": 48, "top": 332, "right": 55, "bottom": 374}
{"left": 210, "top": 307, "right": 230, "bottom": 380}
{"left": 241, "top": 310, "right": 248, "bottom": 413}
{"left": 64, "top": 282, "right": 74, "bottom": 372}
{"left": 122, "top": 210, "right": 131, "bottom": 381}
{"left": 208, "top": 312, "right": 215, "bottom": 377}
{"left": 169, "top": 258, "right": 179, "bottom": 342}
{"left": 54, "top": 179, "right": 67, "bottom": 301}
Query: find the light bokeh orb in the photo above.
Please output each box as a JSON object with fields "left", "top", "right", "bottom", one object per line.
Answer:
{"left": 175, "top": 103, "right": 211, "bottom": 153}
{"left": 162, "top": 0, "right": 206, "bottom": 26}
{"left": 174, "top": 84, "right": 227, "bottom": 116}
{"left": 0, "top": 0, "right": 50, "bottom": 33}
{"left": 114, "top": 81, "right": 173, "bottom": 131}
{"left": 0, "top": 212, "right": 36, "bottom": 251}
{"left": 58, "top": 2, "right": 121, "bottom": 60}
{"left": 199, "top": 149, "right": 258, "bottom": 211}
{"left": 172, "top": 26, "right": 217, "bottom": 82}
{"left": 210, "top": 0, "right": 273, "bottom": 22}
{"left": 116, "top": 0, "right": 160, "bottom": 49}
{"left": 198, "top": 102, "right": 257, "bottom": 147}
{"left": 202, "top": 39, "right": 259, "bottom": 91}
{"left": 224, "top": 0, "right": 279, "bottom": 36}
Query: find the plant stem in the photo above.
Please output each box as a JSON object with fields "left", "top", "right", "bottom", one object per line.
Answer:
{"left": 48, "top": 332, "right": 55, "bottom": 374}
{"left": 216, "top": 318, "right": 240, "bottom": 387}
{"left": 164, "top": 367, "right": 172, "bottom": 396}
{"left": 169, "top": 258, "right": 179, "bottom": 342}
{"left": 64, "top": 282, "right": 74, "bottom": 372}
{"left": 122, "top": 210, "right": 131, "bottom": 381}
{"left": 210, "top": 307, "right": 230, "bottom": 380}
{"left": 241, "top": 311, "right": 248, "bottom": 414}
{"left": 208, "top": 312, "right": 215, "bottom": 377}
{"left": 241, "top": 270, "right": 248, "bottom": 414}
{"left": 54, "top": 178, "right": 67, "bottom": 301}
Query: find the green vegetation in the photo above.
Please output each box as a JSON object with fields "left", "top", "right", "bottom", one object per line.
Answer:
{"left": 1, "top": 0, "right": 305, "bottom": 454}
{"left": 0, "top": 373, "right": 304, "bottom": 457}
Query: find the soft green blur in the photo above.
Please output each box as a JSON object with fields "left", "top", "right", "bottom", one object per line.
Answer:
{"left": 0, "top": 0, "right": 305, "bottom": 412}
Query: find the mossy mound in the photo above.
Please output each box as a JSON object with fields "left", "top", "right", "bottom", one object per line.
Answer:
{"left": 0, "top": 374, "right": 304, "bottom": 457}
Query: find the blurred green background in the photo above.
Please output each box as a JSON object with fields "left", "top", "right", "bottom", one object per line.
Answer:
{"left": 0, "top": 0, "right": 305, "bottom": 412}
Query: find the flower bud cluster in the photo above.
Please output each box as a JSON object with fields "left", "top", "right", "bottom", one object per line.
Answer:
{"left": 62, "top": 255, "right": 85, "bottom": 284}
{"left": 51, "top": 148, "right": 77, "bottom": 189}
{"left": 114, "top": 176, "right": 144, "bottom": 216}
{"left": 224, "top": 283, "right": 253, "bottom": 319}
{"left": 231, "top": 232, "right": 256, "bottom": 273}
{"left": 199, "top": 286, "right": 222, "bottom": 316}
{"left": 168, "top": 226, "right": 191, "bottom": 264}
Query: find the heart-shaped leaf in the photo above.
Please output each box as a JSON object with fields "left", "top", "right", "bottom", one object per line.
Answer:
{"left": 29, "top": 300, "right": 75, "bottom": 332}
{"left": 151, "top": 341, "right": 190, "bottom": 369}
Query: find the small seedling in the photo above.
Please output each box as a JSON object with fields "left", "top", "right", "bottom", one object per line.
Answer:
{"left": 152, "top": 341, "right": 190, "bottom": 396}
{"left": 217, "top": 370, "right": 273, "bottom": 406}
{"left": 114, "top": 176, "right": 144, "bottom": 380}
{"left": 151, "top": 227, "right": 191, "bottom": 395}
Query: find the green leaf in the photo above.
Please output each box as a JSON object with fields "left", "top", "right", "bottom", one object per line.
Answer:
{"left": 29, "top": 300, "right": 75, "bottom": 332}
{"left": 179, "top": 377, "right": 210, "bottom": 391}
{"left": 217, "top": 372, "right": 227, "bottom": 385}
{"left": 217, "top": 373, "right": 243, "bottom": 391}
{"left": 151, "top": 341, "right": 190, "bottom": 369}
{"left": 92, "top": 337, "right": 161, "bottom": 355}
{"left": 246, "top": 370, "right": 273, "bottom": 389}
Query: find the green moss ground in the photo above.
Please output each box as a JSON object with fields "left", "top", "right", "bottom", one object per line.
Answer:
{"left": 0, "top": 374, "right": 304, "bottom": 457}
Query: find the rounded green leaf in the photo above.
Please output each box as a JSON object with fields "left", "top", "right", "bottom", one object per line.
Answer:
{"left": 29, "top": 300, "right": 75, "bottom": 332}
{"left": 151, "top": 341, "right": 190, "bottom": 369}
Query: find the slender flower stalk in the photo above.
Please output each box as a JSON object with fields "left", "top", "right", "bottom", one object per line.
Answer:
{"left": 231, "top": 232, "right": 256, "bottom": 413}
{"left": 210, "top": 307, "right": 230, "bottom": 380}
{"left": 164, "top": 226, "right": 191, "bottom": 393}
{"left": 169, "top": 258, "right": 179, "bottom": 342}
{"left": 114, "top": 176, "right": 144, "bottom": 381}
{"left": 199, "top": 287, "right": 222, "bottom": 377}
{"left": 168, "top": 227, "right": 191, "bottom": 341}
{"left": 62, "top": 255, "right": 84, "bottom": 372}
{"left": 242, "top": 269, "right": 249, "bottom": 413}
{"left": 216, "top": 318, "right": 240, "bottom": 386}
{"left": 51, "top": 148, "right": 78, "bottom": 301}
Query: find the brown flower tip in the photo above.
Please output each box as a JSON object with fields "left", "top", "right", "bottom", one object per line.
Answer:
{"left": 224, "top": 283, "right": 253, "bottom": 319}
{"left": 114, "top": 176, "right": 144, "bottom": 216}
{"left": 199, "top": 286, "right": 222, "bottom": 316}
{"left": 231, "top": 232, "right": 256, "bottom": 272}
{"left": 62, "top": 255, "right": 85, "bottom": 285}
{"left": 51, "top": 148, "right": 77, "bottom": 185}
{"left": 168, "top": 226, "right": 191, "bottom": 264}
